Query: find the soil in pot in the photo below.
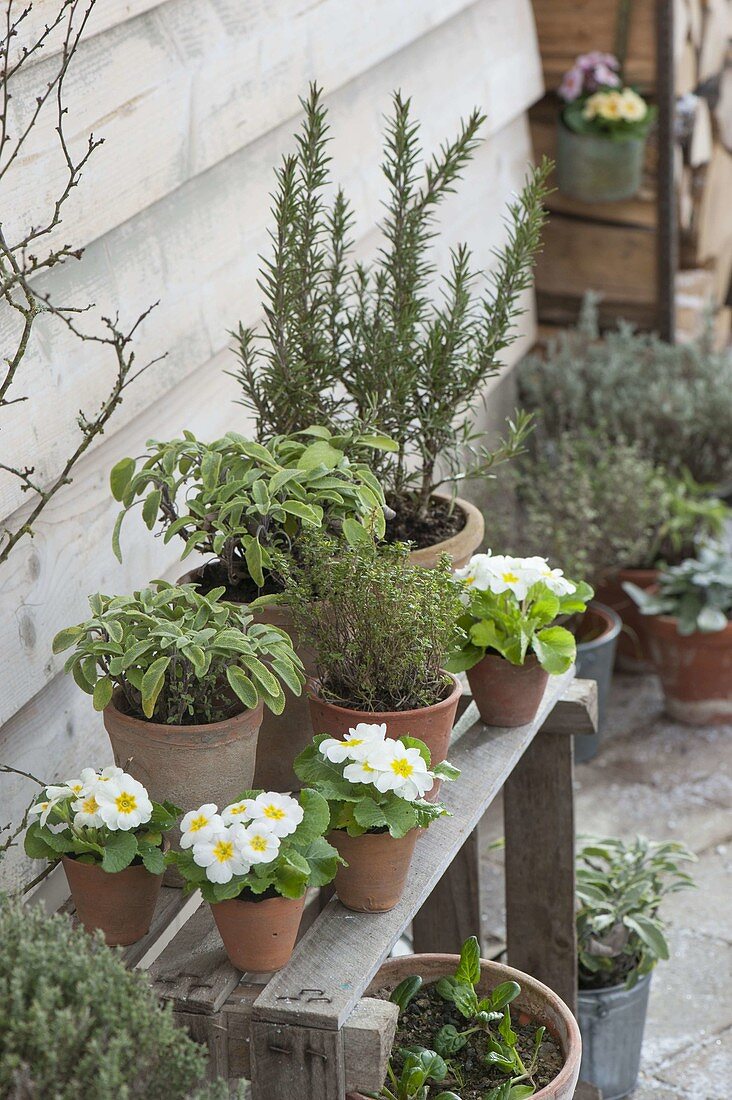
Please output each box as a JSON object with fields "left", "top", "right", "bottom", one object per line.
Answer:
{"left": 386, "top": 491, "right": 485, "bottom": 570}
{"left": 62, "top": 855, "right": 163, "bottom": 946}
{"left": 467, "top": 653, "right": 549, "bottom": 728}
{"left": 211, "top": 888, "right": 306, "bottom": 972}
{"left": 330, "top": 828, "right": 418, "bottom": 912}
{"left": 646, "top": 614, "right": 732, "bottom": 725}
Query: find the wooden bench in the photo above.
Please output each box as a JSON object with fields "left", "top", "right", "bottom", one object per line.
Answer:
{"left": 68, "top": 670, "right": 600, "bottom": 1099}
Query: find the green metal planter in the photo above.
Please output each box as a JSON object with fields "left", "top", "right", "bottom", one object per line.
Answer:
{"left": 556, "top": 120, "right": 646, "bottom": 203}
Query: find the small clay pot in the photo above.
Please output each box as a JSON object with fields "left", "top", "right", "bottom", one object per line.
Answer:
{"left": 347, "top": 953, "right": 582, "bottom": 1100}
{"left": 211, "top": 892, "right": 306, "bottom": 972}
{"left": 407, "top": 492, "right": 484, "bottom": 570}
{"left": 329, "top": 828, "right": 418, "bottom": 912}
{"left": 307, "top": 673, "right": 461, "bottom": 768}
{"left": 62, "top": 855, "right": 163, "bottom": 947}
{"left": 595, "top": 568, "right": 658, "bottom": 672}
{"left": 466, "top": 652, "right": 549, "bottom": 727}
{"left": 645, "top": 614, "right": 732, "bottom": 725}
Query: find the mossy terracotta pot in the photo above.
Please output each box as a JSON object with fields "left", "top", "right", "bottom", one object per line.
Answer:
{"left": 407, "top": 492, "right": 484, "bottom": 570}
{"left": 307, "top": 673, "right": 461, "bottom": 769}
{"left": 557, "top": 119, "right": 646, "bottom": 203}
{"left": 595, "top": 568, "right": 658, "bottom": 672}
{"left": 179, "top": 565, "right": 316, "bottom": 791}
{"left": 62, "top": 855, "right": 163, "bottom": 947}
{"left": 329, "top": 828, "right": 418, "bottom": 912}
{"left": 347, "top": 953, "right": 582, "bottom": 1100}
{"left": 645, "top": 614, "right": 732, "bottom": 725}
{"left": 211, "top": 892, "right": 306, "bottom": 972}
{"left": 467, "top": 653, "right": 549, "bottom": 727}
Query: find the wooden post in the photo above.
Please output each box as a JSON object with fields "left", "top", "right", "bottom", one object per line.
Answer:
{"left": 503, "top": 730, "right": 578, "bottom": 1016}
{"left": 412, "top": 827, "right": 482, "bottom": 954}
{"left": 249, "top": 1021, "right": 345, "bottom": 1100}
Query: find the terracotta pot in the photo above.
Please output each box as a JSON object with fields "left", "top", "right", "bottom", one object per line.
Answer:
{"left": 62, "top": 855, "right": 163, "bottom": 946}
{"left": 595, "top": 568, "right": 658, "bottom": 672}
{"left": 645, "top": 614, "right": 732, "bottom": 725}
{"left": 466, "top": 652, "right": 549, "bottom": 727}
{"left": 347, "top": 953, "right": 581, "bottom": 1100}
{"left": 330, "top": 828, "right": 418, "bottom": 912}
{"left": 103, "top": 692, "right": 262, "bottom": 876}
{"left": 211, "top": 892, "right": 306, "bottom": 972}
{"left": 179, "top": 565, "right": 316, "bottom": 791}
{"left": 407, "top": 492, "right": 484, "bottom": 570}
{"left": 307, "top": 673, "right": 461, "bottom": 768}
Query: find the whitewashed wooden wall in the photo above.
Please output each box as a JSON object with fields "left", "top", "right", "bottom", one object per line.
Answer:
{"left": 0, "top": 0, "right": 544, "bottom": 891}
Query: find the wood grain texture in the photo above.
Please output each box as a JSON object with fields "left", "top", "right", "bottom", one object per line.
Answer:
{"left": 250, "top": 1020, "right": 345, "bottom": 1100}
{"left": 9, "top": 0, "right": 169, "bottom": 65}
{"left": 148, "top": 902, "right": 242, "bottom": 1014}
{"left": 504, "top": 731, "right": 578, "bottom": 1016}
{"left": 540, "top": 678, "right": 598, "bottom": 737}
{"left": 253, "top": 669, "right": 576, "bottom": 1030}
{"left": 536, "top": 216, "right": 657, "bottom": 304}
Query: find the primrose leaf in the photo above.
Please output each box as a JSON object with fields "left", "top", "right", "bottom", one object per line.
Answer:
{"left": 101, "top": 831, "right": 138, "bottom": 874}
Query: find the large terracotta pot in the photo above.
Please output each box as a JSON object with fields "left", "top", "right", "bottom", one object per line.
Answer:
{"left": 307, "top": 673, "right": 461, "bottom": 768}
{"left": 407, "top": 492, "right": 484, "bottom": 570}
{"left": 211, "top": 892, "right": 306, "bottom": 972}
{"left": 62, "top": 855, "right": 163, "bottom": 946}
{"left": 347, "top": 953, "right": 582, "bottom": 1100}
{"left": 645, "top": 614, "right": 732, "bottom": 725}
{"left": 179, "top": 565, "right": 316, "bottom": 791}
{"left": 467, "top": 653, "right": 549, "bottom": 727}
{"left": 329, "top": 828, "right": 418, "bottom": 912}
{"left": 595, "top": 568, "right": 658, "bottom": 672}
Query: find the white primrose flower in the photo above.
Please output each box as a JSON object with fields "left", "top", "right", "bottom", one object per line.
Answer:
{"left": 249, "top": 792, "right": 303, "bottom": 838}
{"left": 94, "top": 773, "right": 153, "bottom": 831}
{"left": 342, "top": 757, "right": 381, "bottom": 785}
{"left": 454, "top": 554, "right": 497, "bottom": 601}
{"left": 540, "top": 566, "right": 576, "bottom": 597}
{"left": 71, "top": 789, "right": 105, "bottom": 828}
{"left": 235, "top": 822, "right": 281, "bottom": 865}
{"left": 192, "top": 826, "right": 252, "bottom": 884}
{"left": 180, "top": 803, "right": 225, "bottom": 848}
{"left": 368, "top": 741, "right": 435, "bottom": 801}
{"left": 28, "top": 797, "right": 60, "bottom": 827}
{"left": 221, "top": 799, "right": 256, "bottom": 826}
{"left": 319, "top": 722, "right": 388, "bottom": 763}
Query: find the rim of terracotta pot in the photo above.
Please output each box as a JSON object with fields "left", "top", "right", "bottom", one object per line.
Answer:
{"left": 407, "top": 491, "right": 484, "bottom": 566}
{"left": 104, "top": 688, "right": 263, "bottom": 747}
{"left": 360, "top": 953, "right": 581, "bottom": 1099}
{"left": 645, "top": 613, "right": 732, "bottom": 645}
{"left": 306, "top": 671, "right": 462, "bottom": 722}
{"left": 577, "top": 601, "right": 622, "bottom": 653}
{"left": 471, "top": 651, "right": 542, "bottom": 672}
{"left": 615, "top": 567, "right": 659, "bottom": 583}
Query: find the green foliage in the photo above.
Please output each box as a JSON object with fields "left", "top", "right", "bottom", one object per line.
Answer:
{"left": 53, "top": 582, "right": 303, "bottom": 724}
{"left": 233, "top": 85, "right": 551, "bottom": 525}
{"left": 562, "top": 97, "right": 656, "bottom": 141}
{"left": 448, "top": 577, "right": 592, "bottom": 675}
{"left": 169, "top": 788, "right": 341, "bottom": 904}
{"left": 436, "top": 939, "right": 520, "bottom": 1026}
{"left": 284, "top": 535, "right": 464, "bottom": 710}
{"left": 487, "top": 432, "right": 668, "bottom": 587}
{"left": 390, "top": 976, "right": 424, "bottom": 1014}
{"left": 293, "top": 734, "right": 456, "bottom": 839}
{"left": 374, "top": 1048, "right": 457, "bottom": 1100}
{"left": 110, "top": 425, "right": 394, "bottom": 594}
{"left": 624, "top": 549, "right": 732, "bottom": 635}
{"left": 0, "top": 895, "right": 228, "bottom": 1099}
{"left": 654, "top": 472, "right": 731, "bottom": 567}
{"left": 576, "top": 835, "right": 696, "bottom": 989}
{"left": 518, "top": 294, "right": 732, "bottom": 485}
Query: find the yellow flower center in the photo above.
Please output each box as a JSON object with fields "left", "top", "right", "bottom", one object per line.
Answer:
{"left": 390, "top": 758, "right": 414, "bottom": 779}
{"left": 249, "top": 834, "right": 269, "bottom": 853}
{"left": 361, "top": 762, "right": 374, "bottom": 773}
{"left": 502, "top": 571, "right": 519, "bottom": 584}
{"left": 82, "top": 795, "right": 99, "bottom": 814}
{"left": 70, "top": 783, "right": 83, "bottom": 794}
{"left": 345, "top": 737, "right": 363, "bottom": 747}
{"left": 188, "top": 814, "right": 209, "bottom": 832}
{"left": 115, "top": 791, "right": 137, "bottom": 815}
{"left": 262, "top": 804, "right": 286, "bottom": 820}
{"left": 213, "top": 839, "right": 234, "bottom": 863}
{"left": 229, "top": 804, "right": 248, "bottom": 816}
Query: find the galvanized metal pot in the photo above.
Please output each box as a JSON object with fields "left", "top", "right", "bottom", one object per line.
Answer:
{"left": 575, "top": 602, "right": 622, "bottom": 763}
{"left": 577, "top": 973, "right": 651, "bottom": 1099}
{"left": 557, "top": 120, "right": 646, "bottom": 203}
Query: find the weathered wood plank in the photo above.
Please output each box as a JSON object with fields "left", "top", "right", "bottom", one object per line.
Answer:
{"left": 540, "top": 678, "right": 598, "bottom": 737}
{"left": 0, "top": 7, "right": 541, "bottom": 525}
{"left": 252, "top": 669, "right": 576, "bottom": 1030}
{"left": 9, "top": 0, "right": 168, "bottom": 65}
{"left": 249, "top": 1020, "right": 345, "bottom": 1100}
{"left": 148, "top": 902, "right": 241, "bottom": 1015}
{"left": 504, "top": 731, "right": 578, "bottom": 1015}
{"left": 411, "top": 828, "right": 482, "bottom": 954}
{"left": 536, "top": 216, "right": 657, "bottom": 305}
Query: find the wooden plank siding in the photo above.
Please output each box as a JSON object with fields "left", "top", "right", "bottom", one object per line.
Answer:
{"left": 0, "top": 0, "right": 544, "bottom": 891}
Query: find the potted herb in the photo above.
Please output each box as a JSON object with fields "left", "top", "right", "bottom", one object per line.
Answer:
{"left": 294, "top": 725, "right": 458, "bottom": 912}
{"left": 52, "top": 583, "right": 303, "bottom": 836}
{"left": 556, "top": 52, "right": 655, "bottom": 203}
{"left": 347, "top": 936, "right": 581, "bottom": 1099}
{"left": 24, "top": 767, "right": 179, "bottom": 945}
{"left": 624, "top": 550, "right": 732, "bottom": 724}
{"left": 448, "top": 553, "right": 592, "bottom": 727}
{"left": 168, "top": 787, "right": 340, "bottom": 971}
{"left": 576, "top": 836, "right": 695, "bottom": 1099}
{"left": 284, "top": 537, "right": 464, "bottom": 766}
{"left": 233, "top": 85, "right": 550, "bottom": 567}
